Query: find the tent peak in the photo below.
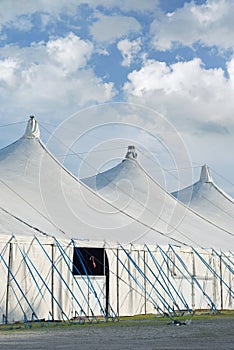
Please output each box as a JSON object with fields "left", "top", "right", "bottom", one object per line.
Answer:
{"left": 200, "top": 164, "right": 212, "bottom": 183}
{"left": 24, "top": 116, "right": 40, "bottom": 139}
{"left": 125, "top": 145, "right": 137, "bottom": 160}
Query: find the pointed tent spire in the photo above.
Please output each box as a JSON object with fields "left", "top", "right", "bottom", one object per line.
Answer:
{"left": 200, "top": 164, "right": 212, "bottom": 183}
{"left": 125, "top": 145, "right": 137, "bottom": 160}
{"left": 24, "top": 116, "right": 40, "bottom": 139}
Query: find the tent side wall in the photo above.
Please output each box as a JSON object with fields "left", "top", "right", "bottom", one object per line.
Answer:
{"left": 0, "top": 238, "right": 53, "bottom": 323}
{"left": 107, "top": 245, "right": 234, "bottom": 318}
{"left": 0, "top": 238, "right": 233, "bottom": 324}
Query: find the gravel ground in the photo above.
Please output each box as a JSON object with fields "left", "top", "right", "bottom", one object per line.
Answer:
{"left": 0, "top": 317, "right": 233, "bottom": 350}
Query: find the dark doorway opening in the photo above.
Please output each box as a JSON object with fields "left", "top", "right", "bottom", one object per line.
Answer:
{"left": 72, "top": 247, "right": 109, "bottom": 316}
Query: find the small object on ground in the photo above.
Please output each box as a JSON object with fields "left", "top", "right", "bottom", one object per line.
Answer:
{"left": 168, "top": 319, "right": 192, "bottom": 326}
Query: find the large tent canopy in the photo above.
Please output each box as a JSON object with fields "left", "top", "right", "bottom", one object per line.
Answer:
{"left": 81, "top": 146, "right": 234, "bottom": 250}
{"left": 0, "top": 117, "right": 233, "bottom": 323}
{"left": 172, "top": 164, "right": 234, "bottom": 233}
{"left": 0, "top": 118, "right": 156, "bottom": 245}
{"left": 0, "top": 117, "right": 233, "bottom": 250}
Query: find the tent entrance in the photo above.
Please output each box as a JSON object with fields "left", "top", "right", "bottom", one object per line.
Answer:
{"left": 72, "top": 247, "right": 109, "bottom": 317}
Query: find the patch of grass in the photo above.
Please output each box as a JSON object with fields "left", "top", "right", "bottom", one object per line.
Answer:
{"left": 121, "top": 309, "right": 234, "bottom": 321}
{"left": 0, "top": 310, "right": 234, "bottom": 333}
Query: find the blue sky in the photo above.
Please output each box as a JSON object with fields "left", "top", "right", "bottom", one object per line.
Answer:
{"left": 0, "top": 0, "right": 233, "bottom": 195}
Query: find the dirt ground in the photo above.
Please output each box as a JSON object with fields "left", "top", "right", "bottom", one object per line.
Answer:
{"left": 0, "top": 316, "right": 233, "bottom": 350}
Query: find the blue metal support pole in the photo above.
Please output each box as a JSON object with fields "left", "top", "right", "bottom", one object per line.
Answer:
{"left": 169, "top": 245, "right": 218, "bottom": 312}
{"left": 120, "top": 244, "right": 176, "bottom": 317}
{"left": 145, "top": 245, "right": 191, "bottom": 314}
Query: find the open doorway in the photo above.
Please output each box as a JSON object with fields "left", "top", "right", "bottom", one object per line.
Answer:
{"left": 72, "top": 247, "right": 109, "bottom": 317}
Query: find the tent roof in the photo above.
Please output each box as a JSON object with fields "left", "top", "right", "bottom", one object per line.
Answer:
{"left": 172, "top": 164, "right": 234, "bottom": 233}
{"left": 0, "top": 206, "right": 40, "bottom": 237}
{"left": 0, "top": 118, "right": 177, "bottom": 246}
{"left": 81, "top": 147, "right": 234, "bottom": 250}
{"left": 0, "top": 118, "right": 233, "bottom": 250}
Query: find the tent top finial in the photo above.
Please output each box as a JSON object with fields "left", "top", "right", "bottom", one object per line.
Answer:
{"left": 200, "top": 164, "right": 212, "bottom": 183}
{"left": 24, "top": 115, "right": 40, "bottom": 139}
{"left": 125, "top": 145, "right": 137, "bottom": 160}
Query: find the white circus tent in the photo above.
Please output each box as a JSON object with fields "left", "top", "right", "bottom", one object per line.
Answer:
{"left": 81, "top": 146, "right": 234, "bottom": 250}
{"left": 172, "top": 164, "right": 234, "bottom": 233}
{"left": 0, "top": 118, "right": 233, "bottom": 324}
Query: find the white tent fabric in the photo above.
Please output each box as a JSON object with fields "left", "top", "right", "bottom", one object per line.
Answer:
{"left": 0, "top": 118, "right": 233, "bottom": 323}
{"left": 0, "top": 118, "right": 232, "bottom": 249}
{"left": 172, "top": 164, "right": 234, "bottom": 233}
{"left": 81, "top": 147, "right": 234, "bottom": 250}
{"left": 1, "top": 235, "right": 232, "bottom": 322}
{"left": 0, "top": 117, "right": 168, "bottom": 246}
{"left": 106, "top": 245, "right": 233, "bottom": 315}
{"left": 0, "top": 206, "right": 39, "bottom": 237}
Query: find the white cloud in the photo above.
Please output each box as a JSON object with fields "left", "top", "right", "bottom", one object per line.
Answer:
{"left": 123, "top": 56, "right": 234, "bottom": 194}
{"left": 151, "top": 0, "right": 234, "bottom": 51}
{"left": 91, "top": 0, "right": 157, "bottom": 12}
{"left": 0, "top": 57, "right": 20, "bottom": 87}
{"left": 0, "top": 0, "right": 78, "bottom": 24}
{"left": 117, "top": 38, "right": 142, "bottom": 67}
{"left": 124, "top": 57, "right": 234, "bottom": 131}
{"left": 47, "top": 33, "right": 93, "bottom": 73}
{"left": 0, "top": 33, "right": 116, "bottom": 121}
{"left": 0, "top": 0, "right": 157, "bottom": 34}
{"left": 89, "top": 14, "right": 141, "bottom": 43}
{"left": 10, "top": 15, "right": 33, "bottom": 32}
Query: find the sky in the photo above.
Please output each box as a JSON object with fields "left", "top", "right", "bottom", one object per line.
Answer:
{"left": 0, "top": 0, "right": 233, "bottom": 195}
